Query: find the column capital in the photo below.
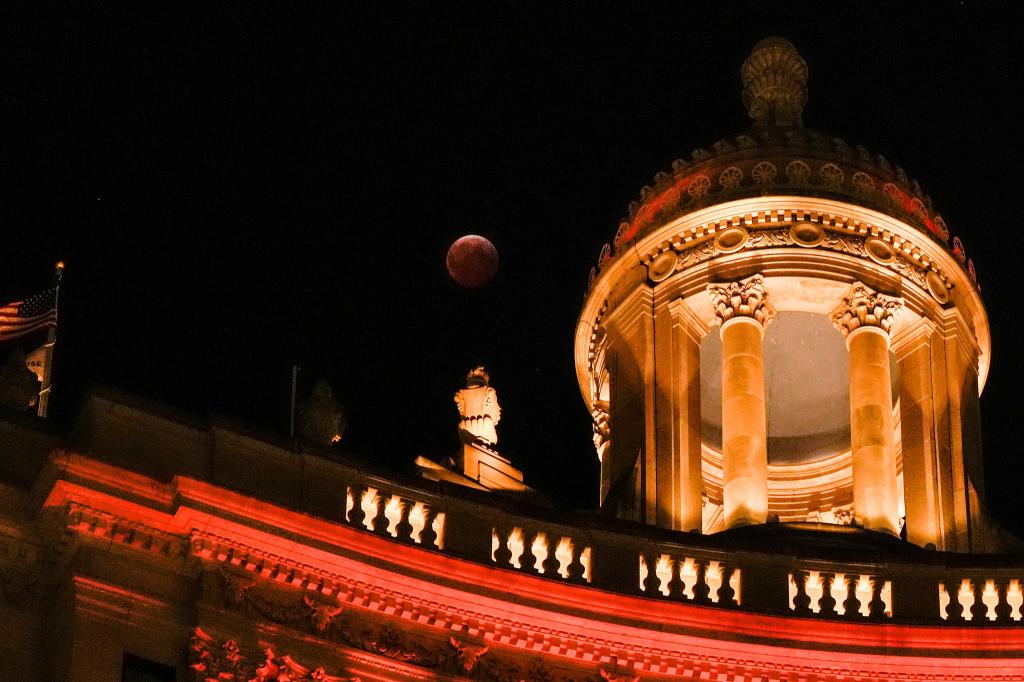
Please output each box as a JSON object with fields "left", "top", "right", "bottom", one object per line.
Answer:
{"left": 830, "top": 281, "right": 903, "bottom": 339}
{"left": 707, "top": 274, "right": 776, "bottom": 328}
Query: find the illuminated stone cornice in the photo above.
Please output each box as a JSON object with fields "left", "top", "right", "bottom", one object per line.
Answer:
{"left": 576, "top": 196, "right": 990, "bottom": 414}
{"left": 27, "top": 450, "right": 1024, "bottom": 681}
{"left": 601, "top": 135, "right": 973, "bottom": 288}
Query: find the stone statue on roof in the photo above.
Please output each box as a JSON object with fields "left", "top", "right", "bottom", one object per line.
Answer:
{"left": 297, "top": 379, "right": 346, "bottom": 445}
{"left": 454, "top": 366, "right": 500, "bottom": 448}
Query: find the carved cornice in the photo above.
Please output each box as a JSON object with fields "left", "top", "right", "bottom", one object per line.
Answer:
{"left": 203, "top": 567, "right": 586, "bottom": 682}
{"left": 32, "top": 452, "right": 1024, "bottom": 680}
{"left": 64, "top": 501, "right": 188, "bottom": 559}
{"left": 707, "top": 274, "right": 776, "bottom": 327}
{"left": 830, "top": 282, "right": 903, "bottom": 338}
{"left": 661, "top": 219, "right": 937, "bottom": 293}
{"left": 593, "top": 121, "right": 976, "bottom": 290}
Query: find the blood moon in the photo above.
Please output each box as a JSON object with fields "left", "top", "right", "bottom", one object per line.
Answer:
{"left": 446, "top": 235, "right": 499, "bottom": 288}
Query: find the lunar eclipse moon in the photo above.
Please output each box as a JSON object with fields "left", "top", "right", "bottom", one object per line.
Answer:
{"left": 446, "top": 235, "right": 499, "bottom": 288}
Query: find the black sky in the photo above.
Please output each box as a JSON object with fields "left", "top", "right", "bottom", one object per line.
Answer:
{"left": 4, "top": 3, "right": 1024, "bottom": 532}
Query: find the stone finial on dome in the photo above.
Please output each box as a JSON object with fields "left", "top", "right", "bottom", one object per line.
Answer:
{"left": 741, "top": 37, "right": 808, "bottom": 128}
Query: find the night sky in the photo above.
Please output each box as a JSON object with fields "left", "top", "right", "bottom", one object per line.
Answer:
{"left": 5, "top": 4, "right": 1024, "bottom": 533}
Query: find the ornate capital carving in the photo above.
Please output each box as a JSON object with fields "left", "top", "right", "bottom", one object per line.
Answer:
{"left": 830, "top": 282, "right": 903, "bottom": 338}
{"left": 707, "top": 274, "right": 776, "bottom": 327}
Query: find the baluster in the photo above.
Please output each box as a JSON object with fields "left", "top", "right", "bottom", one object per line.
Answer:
{"left": 792, "top": 571, "right": 812, "bottom": 614}
{"left": 667, "top": 557, "right": 684, "bottom": 599}
{"left": 493, "top": 524, "right": 513, "bottom": 566}
{"left": 717, "top": 563, "right": 736, "bottom": 606}
{"left": 841, "top": 575, "right": 860, "bottom": 618}
{"left": 994, "top": 580, "right": 1013, "bottom": 623}
{"left": 394, "top": 498, "right": 414, "bottom": 541}
{"left": 371, "top": 493, "right": 389, "bottom": 535}
{"left": 641, "top": 553, "right": 659, "bottom": 594}
{"left": 567, "top": 544, "right": 586, "bottom": 582}
{"left": 818, "top": 573, "right": 837, "bottom": 616}
{"left": 419, "top": 503, "right": 438, "bottom": 548}
{"left": 693, "top": 560, "right": 712, "bottom": 605}
{"left": 541, "top": 534, "right": 561, "bottom": 576}
{"left": 347, "top": 484, "right": 367, "bottom": 528}
{"left": 868, "top": 577, "right": 887, "bottom": 619}
{"left": 945, "top": 579, "right": 965, "bottom": 621}
{"left": 969, "top": 579, "right": 988, "bottom": 624}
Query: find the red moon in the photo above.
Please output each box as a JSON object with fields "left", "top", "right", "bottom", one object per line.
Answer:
{"left": 446, "top": 235, "right": 499, "bottom": 288}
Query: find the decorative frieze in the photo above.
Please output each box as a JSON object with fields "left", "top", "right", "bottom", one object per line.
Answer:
{"left": 707, "top": 274, "right": 776, "bottom": 327}
{"left": 189, "top": 628, "right": 361, "bottom": 681}
{"left": 830, "top": 282, "right": 903, "bottom": 337}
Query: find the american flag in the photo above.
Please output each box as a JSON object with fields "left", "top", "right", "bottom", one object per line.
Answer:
{"left": 0, "top": 288, "right": 58, "bottom": 342}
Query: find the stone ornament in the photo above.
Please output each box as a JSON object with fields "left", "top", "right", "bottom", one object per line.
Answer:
{"left": 864, "top": 237, "right": 897, "bottom": 265}
{"left": 449, "top": 637, "right": 490, "bottom": 673}
{"left": 454, "top": 366, "right": 501, "bottom": 447}
{"left": 712, "top": 226, "right": 749, "bottom": 253}
{"left": 789, "top": 222, "right": 824, "bottom": 247}
{"left": 926, "top": 271, "right": 950, "bottom": 304}
{"left": 298, "top": 379, "right": 346, "bottom": 445}
{"left": 189, "top": 628, "right": 361, "bottom": 681}
{"left": 830, "top": 282, "right": 903, "bottom": 337}
{"left": 707, "top": 274, "right": 776, "bottom": 327}
{"left": 741, "top": 36, "right": 808, "bottom": 127}
{"left": 646, "top": 250, "right": 677, "bottom": 282}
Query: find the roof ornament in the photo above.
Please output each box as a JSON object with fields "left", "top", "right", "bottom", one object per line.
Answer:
{"left": 454, "top": 366, "right": 501, "bottom": 448}
{"left": 297, "top": 378, "right": 346, "bottom": 445}
{"left": 741, "top": 37, "right": 808, "bottom": 128}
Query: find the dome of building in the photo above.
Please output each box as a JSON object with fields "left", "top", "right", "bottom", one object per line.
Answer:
{"left": 597, "top": 38, "right": 974, "bottom": 292}
{"left": 576, "top": 38, "right": 990, "bottom": 543}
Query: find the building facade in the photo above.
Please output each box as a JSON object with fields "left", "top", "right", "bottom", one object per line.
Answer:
{"left": 1, "top": 38, "right": 1023, "bottom": 682}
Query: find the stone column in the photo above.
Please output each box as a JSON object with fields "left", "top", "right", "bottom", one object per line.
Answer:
{"left": 831, "top": 282, "right": 903, "bottom": 535}
{"left": 708, "top": 275, "right": 775, "bottom": 528}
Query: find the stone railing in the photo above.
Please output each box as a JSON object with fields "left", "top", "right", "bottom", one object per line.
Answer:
{"left": 938, "top": 573, "right": 1024, "bottom": 624}
{"left": 344, "top": 481, "right": 445, "bottom": 550}
{"left": 788, "top": 564, "right": 892, "bottom": 619}
{"left": 491, "top": 522, "right": 591, "bottom": 583}
{"left": 336, "top": 471, "right": 1023, "bottom": 627}
{"left": 637, "top": 548, "right": 740, "bottom": 607}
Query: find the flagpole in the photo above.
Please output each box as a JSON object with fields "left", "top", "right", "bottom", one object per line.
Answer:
{"left": 37, "top": 261, "right": 64, "bottom": 418}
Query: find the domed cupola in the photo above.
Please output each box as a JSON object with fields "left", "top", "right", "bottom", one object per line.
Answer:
{"left": 576, "top": 38, "right": 992, "bottom": 552}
